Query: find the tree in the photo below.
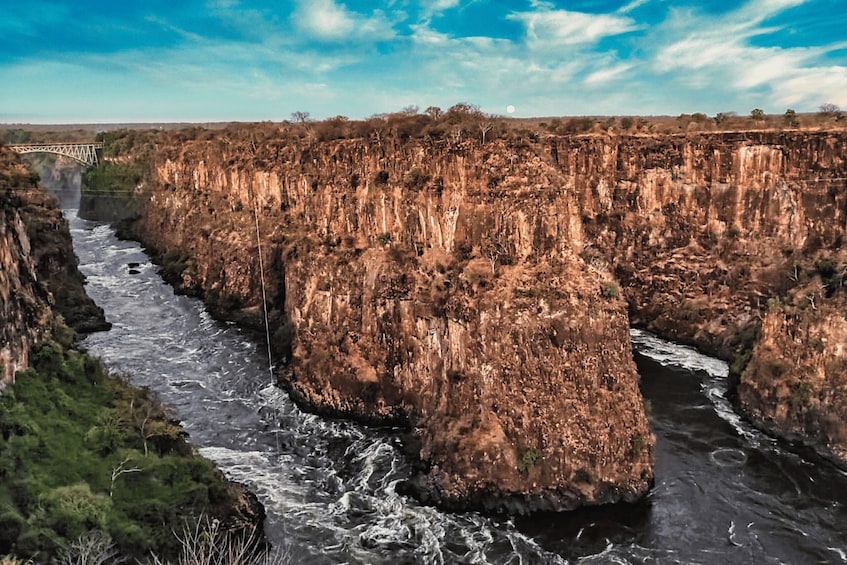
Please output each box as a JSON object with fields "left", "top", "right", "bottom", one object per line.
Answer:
{"left": 478, "top": 118, "right": 495, "bottom": 144}
{"left": 425, "top": 106, "right": 442, "bottom": 119}
{"left": 714, "top": 111, "right": 736, "bottom": 126}
{"left": 819, "top": 103, "right": 841, "bottom": 115}
{"left": 109, "top": 455, "right": 141, "bottom": 498}
{"left": 750, "top": 108, "right": 765, "bottom": 121}
{"left": 783, "top": 108, "right": 798, "bottom": 127}
{"left": 290, "top": 111, "right": 311, "bottom": 123}
{"left": 818, "top": 103, "right": 844, "bottom": 121}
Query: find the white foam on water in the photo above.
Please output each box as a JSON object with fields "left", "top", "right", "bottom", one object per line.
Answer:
{"left": 630, "top": 328, "right": 772, "bottom": 444}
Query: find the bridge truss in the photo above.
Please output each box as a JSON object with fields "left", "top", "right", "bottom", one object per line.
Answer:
{"left": 8, "top": 142, "right": 104, "bottom": 167}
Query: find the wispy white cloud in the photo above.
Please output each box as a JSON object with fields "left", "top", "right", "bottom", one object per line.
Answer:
{"left": 508, "top": 7, "right": 640, "bottom": 48}
{"left": 584, "top": 63, "right": 632, "bottom": 85}
{"left": 418, "top": 0, "right": 461, "bottom": 18}
{"left": 618, "top": 0, "right": 650, "bottom": 14}
{"left": 291, "top": 0, "right": 395, "bottom": 42}
{"left": 653, "top": 0, "right": 847, "bottom": 110}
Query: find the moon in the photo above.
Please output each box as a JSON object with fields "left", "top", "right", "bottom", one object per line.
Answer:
{"left": 506, "top": 105, "right": 516, "bottom": 114}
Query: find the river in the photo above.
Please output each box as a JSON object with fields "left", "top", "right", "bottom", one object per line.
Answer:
{"left": 61, "top": 197, "right": 847, "bottom": 564}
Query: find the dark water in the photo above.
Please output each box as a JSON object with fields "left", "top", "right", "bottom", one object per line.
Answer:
{"left": 64, "top": 207, "right": 847, "bottom": 564}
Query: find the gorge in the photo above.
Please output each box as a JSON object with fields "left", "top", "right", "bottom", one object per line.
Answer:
{"left": 100, "top": 122, "right": 847, "bottom": 492}
{"left": 3, "top": 118, "right": 847, "bottom": 562}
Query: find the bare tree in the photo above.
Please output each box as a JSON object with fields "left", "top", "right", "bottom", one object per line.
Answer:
{"left": 175, "top": 516, "right": 292, "bottom": 565}
{"left": 109, "top": 455, "right": 141, "bottom": 498}
{"left": 290, "top": 111, "right": 311, "bottom": 123}
{"left": 479, "top": 119, "right": 495, "bottom": 144}
{"left": 59, "top": 531, "right": 125, "bottom": 565}
{"left": 819, "top": 103, "right": 841, "bottom": 115}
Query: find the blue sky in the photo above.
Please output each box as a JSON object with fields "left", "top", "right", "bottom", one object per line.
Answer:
{"left": 2, "top": 0, "right": 846, "bottom": 123}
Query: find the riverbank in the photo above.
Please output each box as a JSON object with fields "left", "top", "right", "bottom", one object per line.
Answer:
{"left": 0, "top": 146, "right": 268, "bottom": 562}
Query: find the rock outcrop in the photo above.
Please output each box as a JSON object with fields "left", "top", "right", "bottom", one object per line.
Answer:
{"left": 552, "top": 131, "right": 847, "bottom": 465}
{"left": 1, "top": 146, "right": 109, "bottom": 385}
{"left": 115, "top": 129, "right": 654, "bottom": 512}
{"left": 1, "top": 148, "right": 52, "bottom": 385}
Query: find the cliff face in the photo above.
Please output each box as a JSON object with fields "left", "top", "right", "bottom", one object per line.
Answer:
{"left": 117, "top": 126, "right": 847, "bottom": 509}
{"left": 0, "top": 150, "right": 51, "bottom": 385}
{"left": 126, "top": 133, "right": 654, "bottom": 512}
{"left": 553, "top": 131, "right": 847, "bottom": 464}
{"left": 0, "top": 146, "right": 108, "bottom": 386}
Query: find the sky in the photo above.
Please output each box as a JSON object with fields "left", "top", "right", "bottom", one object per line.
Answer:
{"left": 2, "top": 0, "right": 847, "bottom": 123}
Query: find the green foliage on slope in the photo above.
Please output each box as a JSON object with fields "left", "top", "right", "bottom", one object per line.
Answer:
{"left": 0, "top": 341, "right": 248, "bottom": 563}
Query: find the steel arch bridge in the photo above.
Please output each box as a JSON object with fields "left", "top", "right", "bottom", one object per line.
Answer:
{"left": 8, "top": 142, "right": 103, "bottom": 167}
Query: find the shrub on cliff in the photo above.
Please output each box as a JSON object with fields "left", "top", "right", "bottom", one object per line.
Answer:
{"left": 601, "top": 281, "right": 620, "bottom": 299}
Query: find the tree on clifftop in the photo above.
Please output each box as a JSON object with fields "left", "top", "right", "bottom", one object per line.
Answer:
{"left": 818, "top": 103, "right": 843, "bottom": 121}
{"left": 750, "top": 108, "right": 765, "bottom": 121}
{"left": 784, "top": 109, "right": 798, "bottom": 127}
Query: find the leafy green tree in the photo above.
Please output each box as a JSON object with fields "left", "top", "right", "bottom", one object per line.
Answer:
{"left": 750, "top": 108, "right": 765, "bottom": 121}
{"left": 783, "top": 108, "right": 798, "bottom": 127}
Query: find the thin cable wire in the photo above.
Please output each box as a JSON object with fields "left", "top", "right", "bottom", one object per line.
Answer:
{"left": 252, "top": 197, "right": 275, "bottom": 386}
{"left": 249, "top": 183, "right": 282, "bottom": 457}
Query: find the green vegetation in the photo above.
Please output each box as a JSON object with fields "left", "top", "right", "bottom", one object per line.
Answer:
{"left": 601, "top": 281, "right": 620, "bottom": 299}
{"left": 628, "top": 434, "right": 646, "bottom": 458}
{"left": 0, "top": 341, "right": 251, "bottom": 563}
{"left": 729, "top": 321, "right": 761, "bottom": 379}
{"left": 516, "top": 447, "right": 542, "bottom": 475}
{"left": 83, "top": 161, "right": 147, "bottom": 195}
{"left": 750, "top": 108, "right": 766, "bottom": 121}
{"left": 784, "top": 109, "right": 799, "bottom": 127}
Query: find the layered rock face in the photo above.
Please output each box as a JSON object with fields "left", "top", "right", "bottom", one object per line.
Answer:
{"left": 124, "top": 133, "right": 654, "bottom": 511}
{"left": 115, "top": 126, "right": 847, "bottom": 508}
{"left": 0, "top": 150, "right": 51, "bottom": 385}
{"left": 0, "top": 147, "right": 108, "bottom": 385}
{"left": 553, "top": 131, "right": 847, "bottom": 464}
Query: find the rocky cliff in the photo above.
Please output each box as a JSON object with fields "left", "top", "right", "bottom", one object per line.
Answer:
{"left": 552, "top": 131, "right": 847, "bottom": 465}
{"left": 116, "top": 128, "right": 654, "bottom": 512}
{"left": 109, "top": 124, "right": 847, "bottom": 510}
{"left": 1, "top": 148, "right": 51, "bottom": 385}
{"left": 0, "top": 146, "right": 108, "bottom": 386}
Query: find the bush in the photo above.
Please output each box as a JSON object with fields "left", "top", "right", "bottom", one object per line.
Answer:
{"left": 517, "top": 447, "right": 542, "bottom": 474}
{"left": 601, "top": 281, "right": 620, "bottom": 299}
{"left": 403, "top": 168, "right": 429, "bottom": 190}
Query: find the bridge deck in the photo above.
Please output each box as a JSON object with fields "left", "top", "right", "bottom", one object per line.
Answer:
{"left": 7, "top": 142, "right": 104, "bottom": 167}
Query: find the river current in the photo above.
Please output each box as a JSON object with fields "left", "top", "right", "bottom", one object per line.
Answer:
{"left": 63, "top": 203, "right": 847, "bottom": 564}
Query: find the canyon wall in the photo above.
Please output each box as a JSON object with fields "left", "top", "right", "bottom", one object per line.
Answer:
{"left": 552, "top": 131, "right": 847, "bottom": 464}
{"left": 121, "top": 131, "right": 655, "bottom": 512}
{"left": 1, "top": 149, "right": 51, "bottom": 385}
{"left": 0, "top": 147, "right": 107, "bottom": 385}
{"left": 110, "top": 126, "right": 847, "bottom": 510}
